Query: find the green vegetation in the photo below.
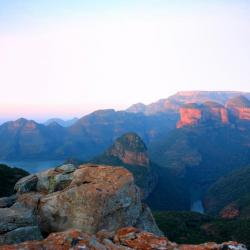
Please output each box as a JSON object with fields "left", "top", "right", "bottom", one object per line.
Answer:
{"left": 0, "top": 164, "right": 28, "bottom": 197}
{"left": 205, "top": 165, "right": 250, "bottom": 217}
{"left": 154, "top": 211, "right": 250, "bottom": 247}
{"left": 150, "top": 125, "right": 250, "bottom": 197}
{"left": 92, "top": 132, "right": 190, "bottom": 210}
{"left": 146, "top": 166, "right": 190, "bottom": 211}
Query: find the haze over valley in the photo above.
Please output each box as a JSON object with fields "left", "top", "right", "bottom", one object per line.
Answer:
{"left": 1, "top": 0, "right": 250, "bottom": 249}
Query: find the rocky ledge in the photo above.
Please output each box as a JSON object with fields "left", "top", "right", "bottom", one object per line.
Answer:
{"left": 0, "top": 164, "right": 161, "bottom": 246}
{"left": 0, "top": 227, "right": 247, "bottom": 250}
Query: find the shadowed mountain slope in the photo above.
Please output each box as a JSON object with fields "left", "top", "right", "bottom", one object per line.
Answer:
{"left": 0, "top": 164, "right": 28, "bottom": 197}
{"left": 0, "top": 111, "right": 178, "bottom": 160}
{"left": 204, "top": 165, "right": 250, "bottom": 218}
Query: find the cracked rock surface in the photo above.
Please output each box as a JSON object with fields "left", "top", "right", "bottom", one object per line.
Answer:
{"left": 0, "top": 164, "right": 161, "bottom": 245}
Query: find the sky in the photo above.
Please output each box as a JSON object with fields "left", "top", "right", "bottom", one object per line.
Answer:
{"left": 0, "top": 0, "right": 250, "bottom": 121}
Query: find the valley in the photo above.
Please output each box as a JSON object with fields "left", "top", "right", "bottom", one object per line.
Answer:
{"left": 1, "top": 91, "right": 250, "bottom": 248}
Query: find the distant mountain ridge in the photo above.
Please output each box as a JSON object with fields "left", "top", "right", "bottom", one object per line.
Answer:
{"left": 0, "top": 111, "right": 177, "bottom": 160}
{"left": 44, "top": 117, "right": 78, "bottom": 127}
{"left": 1, "top": 91, "right": 250, "bottom": 161}
{"left": 127, "top": 91, "right": 250, "bottom": 115}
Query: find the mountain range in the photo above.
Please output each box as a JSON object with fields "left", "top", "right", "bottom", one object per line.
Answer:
{"left": 127, "top": 91, "right": 250, "bottom": 114}
{"left": 1, "top": 91, "right": 250, "bottom": 161}
{"left": 44, "top": 117, "right": 79, "bottom": 127}
{"left": 0, "top": 110, "right": 177, "bottom": 160}
{"left": 1, "top": 91, "right": 250, "bottom": 209}
{"left": 1, "top": 90, "right": 250, "bottom": 247}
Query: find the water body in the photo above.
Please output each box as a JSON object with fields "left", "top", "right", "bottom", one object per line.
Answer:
{"left": 191, "top": 200, "right": 204, "bottom": 213}
{"left": 190, "top": 186, "right": 205, "bottom": 213}
{"left": 0, "top": 160, "right": 64, "bottom": 173}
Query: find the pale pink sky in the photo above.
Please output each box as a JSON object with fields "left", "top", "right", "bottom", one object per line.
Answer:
{"left": 0, "top": 1, "right": 250, "bottom": 121}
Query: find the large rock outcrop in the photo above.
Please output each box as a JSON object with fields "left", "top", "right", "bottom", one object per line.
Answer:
{"left": 226, "top": 96, "right": 250, "bottom": 121}
{"left": 127, "top": 91, "right": 250, "bottom": 115}
{"left": 177, "top": 103, "right": 203, "bottom": 128}
{"left": 0, "top": 227, "right": 246, "bottom": 250}
{"left": 0, "top": 164, "right": 161, "bottom": 245}
{"left": 177, "top": 96, "right": 250, "bottom": 128}
{"left": 177, "top": 102, "right": 229, "bottom": 128}
{"left": 91, "top": 133, "right": 158, "bottom": 199}
{"left": 106, "top": 133, "right": 150, "bottom": 167}
{"left": 202, "top": 101, "right": 229, "bottom": 124}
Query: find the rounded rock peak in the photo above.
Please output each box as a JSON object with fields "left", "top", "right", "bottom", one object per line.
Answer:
{"left": 115, "top": 132, "right": 148, "bottom": 153}
{"left": 106, "top": 133, "right": 149, "bottom": 167}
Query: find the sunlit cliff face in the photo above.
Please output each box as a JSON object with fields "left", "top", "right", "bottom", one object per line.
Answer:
{"left": 176, "top": 99, "right": 250, "bottom": 128}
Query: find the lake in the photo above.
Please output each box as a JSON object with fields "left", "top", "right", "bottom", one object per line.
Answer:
{"left": 0, "top": 160, "right": 65, "bottom": 173}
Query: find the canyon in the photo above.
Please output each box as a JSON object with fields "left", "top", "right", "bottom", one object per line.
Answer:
{"left": 177, "top": 96, "right": 250, "bottom": 128}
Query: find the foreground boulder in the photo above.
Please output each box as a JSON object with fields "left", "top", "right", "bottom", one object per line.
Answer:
{"left": 38, "top": 165, "right": 147, "bottom": 234}
{"left": 0, "top": 227, "right": 246, "bottom": 250}
{"left": 91, "top": 133, "right": 158, "bottom": 199}
{"left": 0, "top": 164, "right": 161, "bottom": 245}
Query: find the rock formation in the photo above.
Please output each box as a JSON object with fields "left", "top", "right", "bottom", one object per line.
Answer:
{"left": 219, "top": 203, "right": 240, "bottom": 219}
{"left": 177, "top": 96, "right": 250, "bottom": 128}
{"left": 0, "top": 227, "right": 246, "bottom": 250}
{"left": 202, "top": 101, "right": 229, "bottom": 124}
{"left": 91, "top": 133, "right": 157, "bottom": 199}
{"left": 177, "top": 102, "right": 230, "bottom": 128}
{"left": 0, "top": 164, "right": 161, "bottom": 246}
{"left": 177, "top": 103, "right": 203, "bottom": 128}
{"left": 106, "top": 133, "right": 150, "bottom": 167}
{"left": 226, "top": 96, "right": 250, "bottom": 121}
{"left": 127, "top": 91, "right": 250, "bottom": 115}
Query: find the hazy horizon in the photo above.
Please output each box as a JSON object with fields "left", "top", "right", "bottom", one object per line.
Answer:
{"left": 1, "top": 0, "right": 250, "bottom": 121}
{"left": 0, "top": 89, "right": 250, "bottom": 124}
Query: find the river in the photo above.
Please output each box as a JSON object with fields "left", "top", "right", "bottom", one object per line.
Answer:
{"left": 190, "top": 186, "right": 205, "bottom": 213}
{"left": 191, "top": 200, "right": 204, "bottom": 213}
